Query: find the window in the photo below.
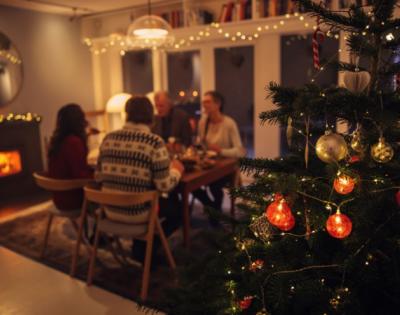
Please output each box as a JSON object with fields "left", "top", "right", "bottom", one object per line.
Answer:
{"left": 215, "top": 46, "right": 254, "bottom": 157}
{"left": 122, "top": 50, "right": 153, "bottom": 95}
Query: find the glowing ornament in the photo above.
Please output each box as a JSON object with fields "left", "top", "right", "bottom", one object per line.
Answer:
{"left": 265, "top": 194, "right": 295, "bottom": 231}
{"left": 249, "top": 259, "right": 264, "bottom": 272}
{"left": 396, "top": 190, "right": 400, "bottom": 207}
{"left": 370, "top": 137, "right": 394, "bottom": 163}
{"left": 316, "top": 130, "right": 348, "bottom": 163}
{"left": 239, "top": 296, "right": 253, "bottom": 310}
{"left": 350, "top": 128, "right": 367, "bottom": 153}
{"left": 278, "top": 213, "right": 295, "bottom": 231}
{"left": 348, "top": 155, "right": 361, "bottom": 164}
{"left": 333, "top": 174, "right": 356, "bottom": 195}
{"left": 236, "top": 238, "right": 255, "bottom": 250}
{"left": 326, "top": 211, "right": 352, "bottom": 239}
{"left": 330, "top": 297, "right": 340, "bottom": 309}
{"left": 249, "top": 215, "right": 274, "bottom": 242}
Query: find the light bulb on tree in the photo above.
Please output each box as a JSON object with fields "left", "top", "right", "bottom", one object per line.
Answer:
{"left": 265, "top": 194, "right": 295, "bottom": 231}
{"left": 370, "top": 137, "right": 394, "bottom": 163}
{"left": 326, "top": 210, "right": 352, "bottom": 239}
{"left": 334, "top": 173, "right": 356, "bottom": 195}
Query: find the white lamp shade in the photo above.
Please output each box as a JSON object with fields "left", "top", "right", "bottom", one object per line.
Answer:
{"left": 106, "top": 93, "right": 132, "bottom": 113}
{"left": 127, "top": 15, "right": 174, "bottom": 49}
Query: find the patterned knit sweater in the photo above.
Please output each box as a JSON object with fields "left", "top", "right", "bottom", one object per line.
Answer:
{"left": 95, "top": 122, "right": 181, "bottom": 223}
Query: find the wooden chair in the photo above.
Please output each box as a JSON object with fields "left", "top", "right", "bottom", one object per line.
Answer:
{"left": 80, "top": 186, "right": 176, "bottom": 301}
{"left": 32, "top": 172, "right": 91, "bottom": 259}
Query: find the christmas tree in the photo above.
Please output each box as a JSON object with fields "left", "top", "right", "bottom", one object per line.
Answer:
{"left": 161, "top": 1, "right": 400, "bottom": 314}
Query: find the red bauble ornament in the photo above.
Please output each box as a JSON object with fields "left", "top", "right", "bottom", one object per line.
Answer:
{"left": 396, "top": 190, "right": 400, "bottom": 207}
{"left": 349, "top": 155, "right": 361, "bottom": 163}
{"left": 326, "top": 211, "right": 352, "bottom": 239}
{"left": 277, "top": 213, "right": 295, "bottom": 231}
{"left": 333, "top": 174, "right": 355, "bottom": 195}
{"left": 239, "top": 296, "right": 253, "bottom": 310}
{"left": 266, "top": 194, "right": 295, "bottom": 231}
{"left": 249, "top": 259, "right": 264, "bottom": 271}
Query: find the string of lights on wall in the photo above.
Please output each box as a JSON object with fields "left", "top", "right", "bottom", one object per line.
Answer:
{"left": 0, "top": 113, "right": 41, "bottom": 124}
{"left": 0, "top": 50, "right": 22, "bottom": 65}
{"left": 83, "top": 7, "right": 398, "bottom": 59}
{"left": 83, "top": 13, "right": 329, "bottom": 56}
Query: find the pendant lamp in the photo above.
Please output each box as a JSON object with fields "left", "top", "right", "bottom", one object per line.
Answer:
{"left": 127, "top": 0, "right": 174, "bottom": 49}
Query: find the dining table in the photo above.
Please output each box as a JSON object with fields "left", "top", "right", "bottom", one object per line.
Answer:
{"left": 177, "top": 157, "right": 239, "bottom": 247}
{"left": 87, "top": 149, "right": 239, "bottom": 248}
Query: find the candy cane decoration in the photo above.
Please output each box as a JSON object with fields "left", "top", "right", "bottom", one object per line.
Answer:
{"left": 313, "top": 18, "right": 325, "bottom": 70}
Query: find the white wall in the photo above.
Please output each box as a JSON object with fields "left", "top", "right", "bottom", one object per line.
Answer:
{"left": 0, "top": 5, "right": 94, "bottom": 147}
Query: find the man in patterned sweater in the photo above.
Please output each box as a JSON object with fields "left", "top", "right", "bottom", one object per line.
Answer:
{"left": 95, "top": 96, "right": 184, "bottom": 262}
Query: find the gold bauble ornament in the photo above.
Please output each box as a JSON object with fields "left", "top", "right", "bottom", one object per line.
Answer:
{"left": 316, "top": 130, "right": 348, "bottom": 163}
{"left": 350, "top": 129, "right": 367, "bottom": 153}
{"left": 370, "top": 137, "right": 394, "bottom": 163}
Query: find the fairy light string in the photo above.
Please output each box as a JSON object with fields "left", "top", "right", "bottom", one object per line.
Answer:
{"left": 84, "top": 11, "right": 344, "bottom": 55}
{"left": 224, "top": 4, "right": 399, "bottom": 314}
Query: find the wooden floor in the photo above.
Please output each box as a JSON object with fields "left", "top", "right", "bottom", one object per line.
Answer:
{"left": 0, "top": 192, "right": 50, "bottom": 220}
{"left": 0, "top": 247, "right": 162, "bottom": 315}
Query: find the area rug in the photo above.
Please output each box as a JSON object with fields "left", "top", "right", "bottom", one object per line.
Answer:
{"left": 0, "top": 200, "right": 224, "bottom": 310}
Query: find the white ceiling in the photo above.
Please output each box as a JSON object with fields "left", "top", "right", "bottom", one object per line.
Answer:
{"left": 0, "top": 0, "right": 174, "bottom": 16}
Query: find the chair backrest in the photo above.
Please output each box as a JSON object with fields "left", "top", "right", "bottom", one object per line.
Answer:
{"left": 33, "top": 172, "right": 91, "bottom": 192}
{"left": 83, "top": 185, "right": 158, "bottom": 209}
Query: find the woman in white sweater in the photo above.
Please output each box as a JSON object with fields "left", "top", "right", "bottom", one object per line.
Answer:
{"left": 194, "top": 91, "right": 245, "bottom": 224}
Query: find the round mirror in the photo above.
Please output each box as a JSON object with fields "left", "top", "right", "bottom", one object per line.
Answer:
{"left": 0, "top": 32, "right": 23, "bottom": 107}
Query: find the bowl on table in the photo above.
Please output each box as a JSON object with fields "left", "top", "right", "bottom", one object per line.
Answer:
{"left": 180, "top": 157, "right": 198, "bottom": 172}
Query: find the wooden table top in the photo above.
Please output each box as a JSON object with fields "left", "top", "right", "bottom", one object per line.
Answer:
{"left": 178, "top": 158, "right": 239, "bottom": 192}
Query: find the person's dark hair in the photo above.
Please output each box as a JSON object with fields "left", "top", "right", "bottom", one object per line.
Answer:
{"left": 48, "top": 103, "right": 87, "bottom": 158}
{"left": 205, "top": 90, "right": 225, "bottom": 112}
{"left": 125, "top": 96, "right": 154, "bottom": 125}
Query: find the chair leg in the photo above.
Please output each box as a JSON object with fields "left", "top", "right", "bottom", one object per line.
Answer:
{"left": 156, "top": 218, "right": 176, "bottom": 269}
{"left": 40, "top": 213, "right": 54, "bottom": 259}
{"left": 87, "top": 223, "right": 101, "bottom": 286}
{"left": 189, "top": 194, "right": 195, "bottom": 215}
{"left": 106, "top": 236, "right": 128, "bottom": 267}
{"left": 70, "top": 199, "right": 88, "bottom": 277}
{"left": 70, "top": 219, "right": 91, "bottom": 257}
{"left": 140, "top": 234, "right": 154, "bottom": 301}
{"left": 114, "top": 237, "right": 130, "bottom": 266}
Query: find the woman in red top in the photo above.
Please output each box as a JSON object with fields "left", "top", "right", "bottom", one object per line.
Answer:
{"left": 48, "top": 104, "right": 93, "bottom": 210}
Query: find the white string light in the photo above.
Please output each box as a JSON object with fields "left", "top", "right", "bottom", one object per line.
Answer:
{"left": 84, "top": 12, "right": 345, "bottom": 54}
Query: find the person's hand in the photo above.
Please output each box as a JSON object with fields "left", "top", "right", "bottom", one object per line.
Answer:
{"left": 207, "top": 143, "right": 221, "bottom": 154}
{"left": 171, "top": 159, "right": 184, "bottom": 175}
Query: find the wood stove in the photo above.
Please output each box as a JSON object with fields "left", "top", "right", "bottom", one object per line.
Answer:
{"left": 0, "top": 113, "right": 43, "bottom": 201}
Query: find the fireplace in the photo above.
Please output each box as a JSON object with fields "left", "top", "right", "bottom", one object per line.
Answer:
{"left": 0, "top": 150, "right": 22, "bottom": 177}
{"left": 0, "top": 113, "right": 43, "bottom": 201}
